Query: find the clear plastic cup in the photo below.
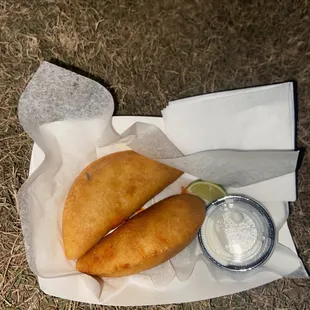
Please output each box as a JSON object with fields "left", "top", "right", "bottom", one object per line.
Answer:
{"left": 198, "top": 195, "right": 275, "bottom": 271}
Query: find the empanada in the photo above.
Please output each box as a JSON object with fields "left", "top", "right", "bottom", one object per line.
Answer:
{"left": 76, "top": 194, "right": 205, "bottom": 277}
{"left": 62, "top": 151, "right": 183, "bottom": 259}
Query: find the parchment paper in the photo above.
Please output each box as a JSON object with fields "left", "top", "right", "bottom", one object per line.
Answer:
{"left": 17, "top": 62, "right": 305, "bottom": 303}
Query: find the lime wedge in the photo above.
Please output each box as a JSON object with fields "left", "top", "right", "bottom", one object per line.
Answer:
{"left": 185, "top": 180, "right": 227, "bottom": 204}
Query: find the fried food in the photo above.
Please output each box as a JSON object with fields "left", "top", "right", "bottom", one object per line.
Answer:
{"left": 62, "top": 151, "right": 183, "bottom": 260}
{"left": 76, "top": 194, "right": 206, "bottom": 277}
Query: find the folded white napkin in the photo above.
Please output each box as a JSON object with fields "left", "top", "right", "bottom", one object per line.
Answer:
{"left": 162, "top": 83, "right": 296, "bottom": 201}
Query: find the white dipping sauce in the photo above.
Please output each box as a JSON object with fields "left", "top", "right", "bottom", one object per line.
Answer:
{"left": 199, "top": 196, "right": 274, "bottom": 270}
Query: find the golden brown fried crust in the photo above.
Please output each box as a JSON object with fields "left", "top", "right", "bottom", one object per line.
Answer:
{"left": 76, "top": 194, "right": 206, "bottom": 277}
{"left": 62, "top": 151, "right": 183, "bottom": 260}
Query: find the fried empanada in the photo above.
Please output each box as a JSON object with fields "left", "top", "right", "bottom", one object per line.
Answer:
{"left": 62, "top": 151, "right": 183, "bottom": 260}
{"left": 76, "top": 194, "right": 205, "bottom": 277}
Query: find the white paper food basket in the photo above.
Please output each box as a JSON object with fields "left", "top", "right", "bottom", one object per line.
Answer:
{"left": 29, "top": 116, "right": 298, "bottom": 306}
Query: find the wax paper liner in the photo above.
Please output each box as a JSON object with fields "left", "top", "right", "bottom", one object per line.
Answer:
{"left": 17, "top": 62, "right": 306, "bottom": 302}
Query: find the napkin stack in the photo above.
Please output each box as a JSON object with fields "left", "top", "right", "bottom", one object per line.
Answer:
{"left": 162, "top": 83, "right": 296, "bottom": 202}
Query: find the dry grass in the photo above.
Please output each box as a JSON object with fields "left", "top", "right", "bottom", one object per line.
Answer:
{"left": 0, "top": 0, "right": 309, "bottom": 309}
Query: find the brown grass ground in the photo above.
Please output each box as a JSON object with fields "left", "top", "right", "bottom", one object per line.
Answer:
{"left": 0, "top": 0, "right": 309, "bottom": 309}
